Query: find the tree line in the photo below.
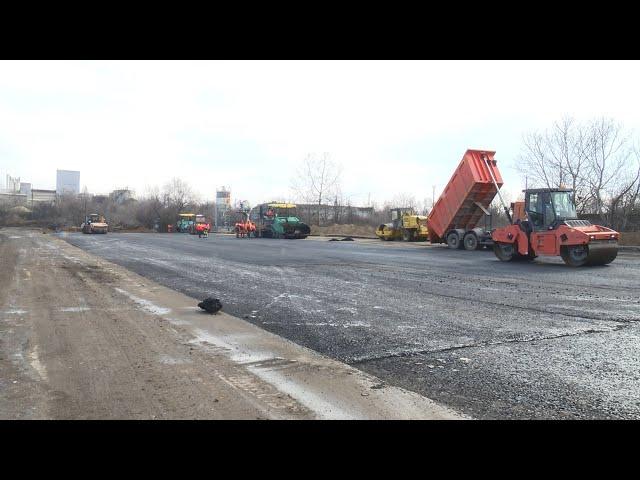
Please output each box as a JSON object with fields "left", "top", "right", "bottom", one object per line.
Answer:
{"left": 520, "top": 116, "right": 640, "bottom": 230}
{"left": 3, "top": 178, "right": 211, "bottom": 232}
{"left": 4, "top": 116, "right": 638, "bottom": 232}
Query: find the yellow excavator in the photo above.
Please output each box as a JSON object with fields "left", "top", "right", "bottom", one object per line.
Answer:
{"left": 375, "top": 208, "right": 429, "bottom": 241}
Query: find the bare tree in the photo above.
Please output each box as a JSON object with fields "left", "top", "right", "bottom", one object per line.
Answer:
{"left": 604, "top": 146, "right": 640, "bottom": 230}
{"left": 520, "top": 131, "right": 557, "bottom": 190}
{"left": 520, "top": 117, "right": 591, "bottom": 212}
{"left": 418, "top": 198, "right": 431, "bottom": 216}
{"left": 584, "top": 117, "right": 632, "bottom": 215}
{"left": 163, "top": 178, "right": 198, "bottom": 213}
{"left": 56, "top": 193, "right": 86, "bottom": 227}
{"left": 332, "top": 185, "right": 344, "bottom": 224}
{"left": 520, "top": 117, "right": 635, "bottom": 224}
{"left": 390, "top": 193, "right": 417, "bottom": 210}
{"left": 547, "top": 117, "right": 591, "bottom": 211}
{"left": 291, "top": 153, "right": 342, "bottom": 226}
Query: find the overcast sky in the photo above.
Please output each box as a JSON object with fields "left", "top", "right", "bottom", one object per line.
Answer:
{"left": 1, "top": 60, "right": 639, "bottom": 207}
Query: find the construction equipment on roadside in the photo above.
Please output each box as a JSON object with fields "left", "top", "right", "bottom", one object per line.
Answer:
{"left": 249, "top": 202, "right": 311, "bottom": 239}
{"left": 175, "top": 213, "right": 210, "bottom": 235}
{"left": 197, "top": 225, "right": 209, "bottom": 238}
{"left": 234, "top": 211, "right": 256, "bottom": 238}
{"left": 491, "top": 186, "right": 619, "bottom": 266}
{"left": 194, "top": 217, "right": 210, "bottom": 237}
{"left": 424, "top": 149, "right": 619, "bottom": 265}
{"left": 81, "top": 213, "right": 108, "bottom": 234}
{"left": 426, "top": 149, "right": 502, "bottom": 250}
{"left": 375, "top": 208, "right": 429, "bottom": 241}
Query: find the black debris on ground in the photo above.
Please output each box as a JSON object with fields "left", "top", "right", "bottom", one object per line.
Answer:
{"left": 340, "top": 237, "right": 354, "bottom": 241}
{"left": 198, "top": 297, "right": 223, "bottom": 314}
{"left": 328, "top": 238, "right": 340, "bottom": 242}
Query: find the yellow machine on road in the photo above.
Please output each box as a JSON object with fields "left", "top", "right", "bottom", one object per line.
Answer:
{"left": 375, "top": 208, "right": 429, "bottom": 241}
{"left": 81, "top": 213, "right": 108, "bottom": 234}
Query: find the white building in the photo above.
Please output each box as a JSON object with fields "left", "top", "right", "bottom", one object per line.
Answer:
{"left": 20, "top": 182, "right": 32, "bottom": 198}
{"left": 56, "top": 170, "right": 80, "bottom": 195}
{"left": 30, "top": 189, "right": 57, "bottom": 205}
{"left": 215, "top": 187, "right": 231, "bottom": 229}
{"left": 3, "top": 174, "right": 21, "bottom": 193}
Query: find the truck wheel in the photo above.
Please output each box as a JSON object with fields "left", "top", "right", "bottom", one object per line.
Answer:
{"left": 494, "top": 242, "right": 516, "bottom": 262}
{"left": 463, "top": 232, "right": 479, "bottom": 251}
{"left": 402, "top": 230, "right": 411, "bottom": 242}
{"left": 446, "top": 232, "right": 460, "bottom": 249}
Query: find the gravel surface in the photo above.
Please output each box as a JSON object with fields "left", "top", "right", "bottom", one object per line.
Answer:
{"left": 61, "top": 232, "right": 640, "bottom": 419}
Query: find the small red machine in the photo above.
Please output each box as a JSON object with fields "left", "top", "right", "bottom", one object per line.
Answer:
{"left": 234, "top": 212, "right": 256, "bottom": 238}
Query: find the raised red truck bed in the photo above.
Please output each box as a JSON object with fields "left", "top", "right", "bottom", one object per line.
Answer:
{"left": 427, "top": 149, "right": 503, "bottom": 250}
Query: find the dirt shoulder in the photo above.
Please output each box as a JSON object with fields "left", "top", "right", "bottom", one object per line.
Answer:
{"left": 0, "top": 228, "right": 463, "bottom": 420}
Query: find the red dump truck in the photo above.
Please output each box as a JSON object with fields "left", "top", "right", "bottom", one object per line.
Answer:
{"left": 427, "top": 149, "right": 503, "bottom": 250}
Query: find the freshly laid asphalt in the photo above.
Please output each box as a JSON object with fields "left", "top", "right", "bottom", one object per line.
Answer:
{"left": 61, "top": 232, "right": 640, "bottom": 419}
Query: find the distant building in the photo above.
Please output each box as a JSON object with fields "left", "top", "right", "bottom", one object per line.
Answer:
{"left": 215, "top": 187, "right": 231, "bottom": 229}
{"left": 56, "top": 170, "right": 80, "bottom": 195}
{"left": 93, "top": 194, "right": 109, "bottom": 205}
{"left": 20, "top": 182, "right": 32, "bottom": 198}
{"left": 4, "top": 174, "right": 21, "bottom": 193}
{"left": 30, "top": 189, "right": 57, "bottom": 205}
{"left": 0, "top": 192, "right": 27, "bottom": 205}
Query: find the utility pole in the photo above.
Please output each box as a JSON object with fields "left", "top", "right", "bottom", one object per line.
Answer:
{"left": 432, "top": 185, "right": 436, "bottom": 209}
{"left": 214, "top": 200, "right": 218, "bottom": 232}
